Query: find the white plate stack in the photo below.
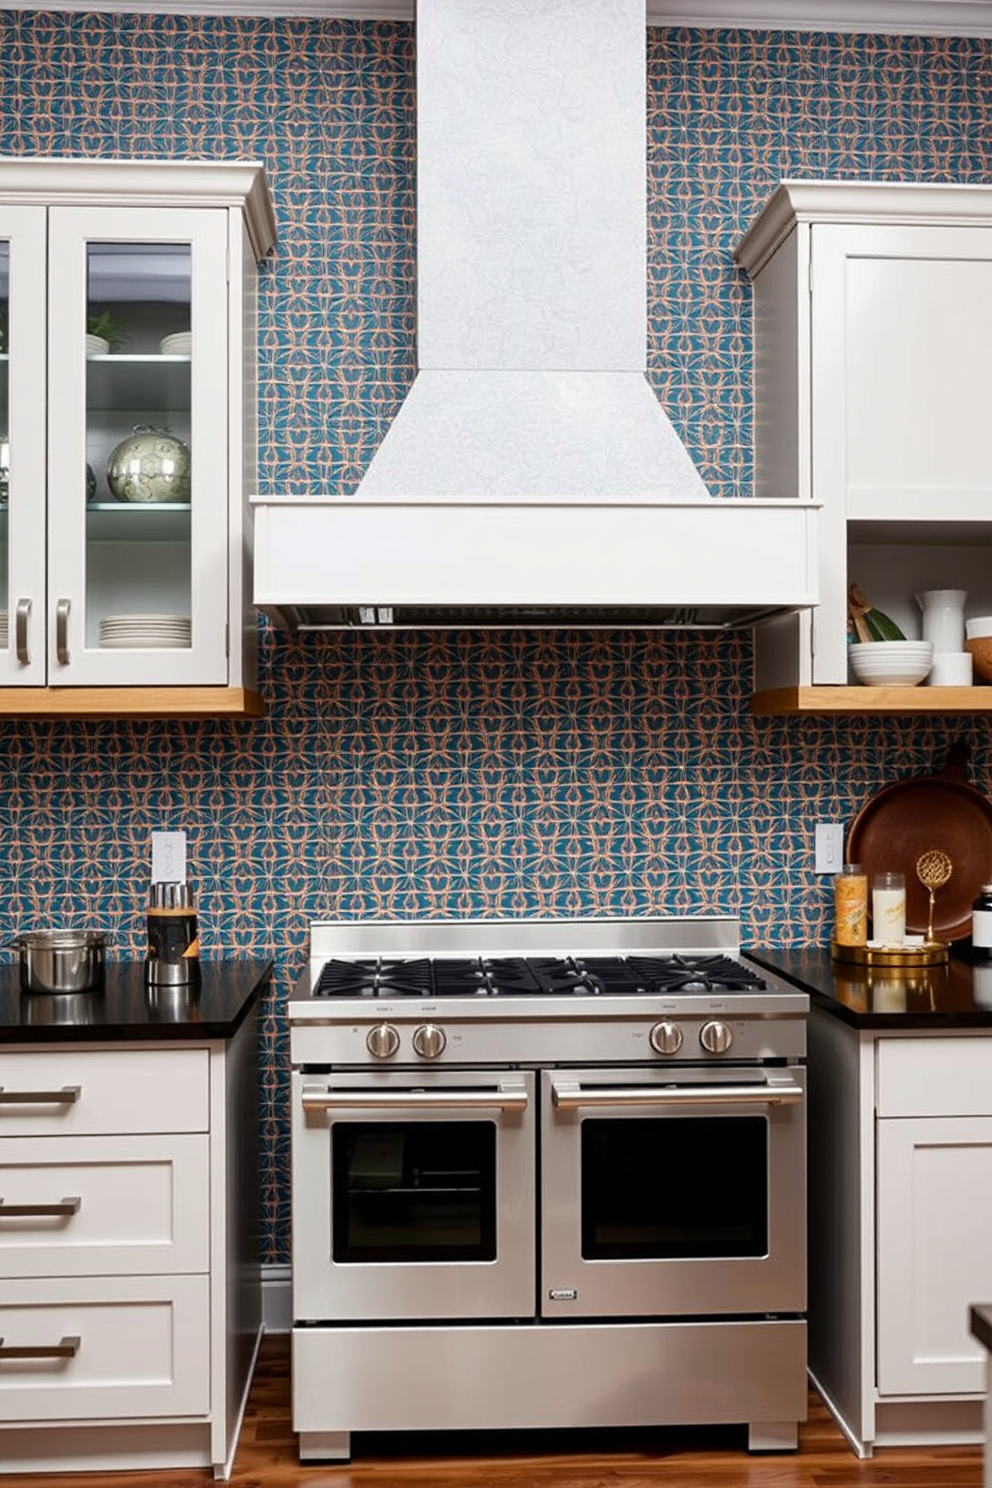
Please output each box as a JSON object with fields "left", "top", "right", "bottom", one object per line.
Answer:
{"left": 99, "top": 614, "right": 191, "bottom": 649}
{"left": 159, "top": 332, "right": 192, "bottom": 356}
{"left": 0, "top": 611, "right": 8, "bottom": 649}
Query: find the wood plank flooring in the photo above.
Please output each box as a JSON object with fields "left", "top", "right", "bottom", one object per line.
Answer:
{"left": 15, "top": 1334, "right": 987, "bottom": 1488}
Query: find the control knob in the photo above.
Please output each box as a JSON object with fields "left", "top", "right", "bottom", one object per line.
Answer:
{"left": 366, "top": 1023, "right": 400, "bottom": 1059}
{"left": 412, "top": 1023, "right": 446, "bottom": 1060}
{"left": 700, "top": 1019, "right": 733, "bottom": 1055}
{"left": 649, "top": 1019, "right": 683, "bottom": 1056}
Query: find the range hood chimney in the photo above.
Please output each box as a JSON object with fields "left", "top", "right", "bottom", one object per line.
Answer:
{"left": 252, "top": 0, "right": 817, "bottom": 632}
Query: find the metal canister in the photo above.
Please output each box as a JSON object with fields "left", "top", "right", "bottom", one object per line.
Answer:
{"left": 145, "top": 881, "right": 201, "bottom": 985}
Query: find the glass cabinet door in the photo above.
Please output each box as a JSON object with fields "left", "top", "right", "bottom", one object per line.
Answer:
{"left": 46, "top": 206, "right": 229, "bottom": 686}
{"left": 0, "top": 206, "right": 48, "bottom": 686}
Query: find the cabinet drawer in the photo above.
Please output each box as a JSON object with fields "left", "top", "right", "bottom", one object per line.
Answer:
{"left": 876, "top": 1036, "right": 992, "bottom": 1117}
{"left": 0, "top": 1134, "right": 209, "bottom": 1278}
{"left": 0, "top": 1049, "right": 208, "bottom": 1135}
{"left": 0, "top": 1274, "right": 209, "bottom": 1421}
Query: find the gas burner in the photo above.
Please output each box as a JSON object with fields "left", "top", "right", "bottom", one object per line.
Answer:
{"left": 314, "top": 957, "right": 435, "bottom": 998}
{"left": 621, "top": 955, "right": 767, "bottom": 995}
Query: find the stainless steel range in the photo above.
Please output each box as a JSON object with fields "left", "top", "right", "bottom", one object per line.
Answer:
{"left": 288, "top": 916, "right": 809, "bottom": 1462}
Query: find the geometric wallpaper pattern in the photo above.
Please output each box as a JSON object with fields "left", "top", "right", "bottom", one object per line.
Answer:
{"left": 1, "top": 11, "right": 992, "bottom": 1259}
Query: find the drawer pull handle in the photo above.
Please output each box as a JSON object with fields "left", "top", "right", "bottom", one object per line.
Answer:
{"left": 0, "top": 1334, "right": 80, "bottom": 1360}
{"left": 0, "top": 1086, "right": 81, "bottom": 1106}
{"left": 0, "top": 1196, "right": 81, "bottom": 1218}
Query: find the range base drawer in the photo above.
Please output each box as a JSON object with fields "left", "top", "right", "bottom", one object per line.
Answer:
{"left": 0, "top": 1274, "right": 209, "bottom": 1421}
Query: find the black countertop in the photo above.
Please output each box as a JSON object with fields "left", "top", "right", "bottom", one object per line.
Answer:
{"left": 0, "top": 959, "right": 272, "bottom": 1043}
{"left": 747, "top": 945, "right": 992, "bottom": 1029}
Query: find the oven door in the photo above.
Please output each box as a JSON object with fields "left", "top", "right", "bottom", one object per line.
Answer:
{"left": 292, "top": 1067, "right": 536, "bottom": 1321}
{"left": 540, "top": 1065, "right": 805, "bottom": 1319}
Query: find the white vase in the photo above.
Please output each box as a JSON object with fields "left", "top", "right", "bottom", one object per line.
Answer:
{"left": 915, "top": 589, "right": 967, "bottom": 653}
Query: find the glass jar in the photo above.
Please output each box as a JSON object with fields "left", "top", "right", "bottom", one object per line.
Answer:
{"left": 872, "top": 871, "right": 906, "bottom": 946}
{"left": 834, "top": 862, "right": 867, "bottom": 947}
{"left": 972, "top": 884, "right": 992, "bottom": 964}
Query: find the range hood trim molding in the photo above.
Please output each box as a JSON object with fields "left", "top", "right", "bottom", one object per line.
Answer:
{"left": 251, "top": 495, "right": 820, "bottom": 631}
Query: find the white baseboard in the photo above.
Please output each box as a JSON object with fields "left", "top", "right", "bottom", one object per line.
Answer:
{"left": 262, "top": 1263, "right": 293, "bottom": 1334}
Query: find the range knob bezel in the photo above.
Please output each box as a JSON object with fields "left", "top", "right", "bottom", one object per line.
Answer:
{"left": 649, "top": 1019, "right": 684, "bottom": 1056}
{"left": 366, "top": 1022, "right": 401, "bottom": 1059}
{"left": 412, "top": 1023, "right": 447, "bottom": 1060}
{"left": 699, "top": 1018, "right": 734, "bottom": 1055}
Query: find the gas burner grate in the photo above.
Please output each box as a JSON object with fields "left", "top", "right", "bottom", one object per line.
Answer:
{"left": 312, "top": 952, "right": 767, "bottom": 998}
{"left": 314, "top": 957, "right": 435, "bottom": 998}
{"left": 621, "top": 955, "right": 767, "bottom": 993}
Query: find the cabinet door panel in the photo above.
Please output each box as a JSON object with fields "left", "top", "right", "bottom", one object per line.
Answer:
{"left": 0, "top": 1133, "right": 209, "bottom": 1277}
{"left": 0, "top": 206, "right": 48, "bottom": 685}
{"left": 46, "top": 205, "right": 229, "bottom": 686}
{"left": 876, "top": 1115, "right": 992, "bottom": 1395}
{"left": 810, "top": 222, "right": 992, "bottom": 684}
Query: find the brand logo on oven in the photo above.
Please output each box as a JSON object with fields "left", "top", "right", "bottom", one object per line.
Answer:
{"left": 549, "top": 1288, "right": 578, "bottom": 1301}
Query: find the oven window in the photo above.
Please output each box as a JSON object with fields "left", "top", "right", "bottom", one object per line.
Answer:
{"left": 332, "top": 1121, "right": 497, "bottom": 1263}
{"left": 580, "top": 1115, "right": 769, "bottom": 1260}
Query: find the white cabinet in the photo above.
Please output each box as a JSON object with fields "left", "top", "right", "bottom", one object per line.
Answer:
{"left": 0, "top": 158, "right": 275, "bottom": 718}
{"left": 735, "top": 180, "right": 992, "bottom": 713}
{"left": 808, "top": 1013, "right": 992, "bottom": 1455}
{"left": 0, "top": 1028, "right": 261, "bottom": 1479}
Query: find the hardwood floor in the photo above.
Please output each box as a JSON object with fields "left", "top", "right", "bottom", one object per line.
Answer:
{"left": 15, "top": 1334, "right": 987, "bottom": 1488}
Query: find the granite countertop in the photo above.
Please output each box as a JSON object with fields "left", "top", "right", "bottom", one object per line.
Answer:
{"left": 0, "top": 959, "right": 273, "bottom": 1042}
{"left": 746, "top": 945, "right": 992, "bottom": 1029}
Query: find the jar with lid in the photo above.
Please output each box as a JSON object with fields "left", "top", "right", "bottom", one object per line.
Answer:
{"left": 834, "top": 862, "right": 868, "bottom": 947}
{"left": 972, "top": 884, "right": 992, "bottom": 964}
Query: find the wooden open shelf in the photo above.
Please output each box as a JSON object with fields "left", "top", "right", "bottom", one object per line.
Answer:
{"left": 0, "top": 687, "right": 264, "bottom": 719}
{"left": 749, "top": 685, "right": 992, "bottom": 716}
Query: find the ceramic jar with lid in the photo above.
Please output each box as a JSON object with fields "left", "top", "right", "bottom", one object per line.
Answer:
{"left": 107, "top": 425, "right": 191, "bottom": 504}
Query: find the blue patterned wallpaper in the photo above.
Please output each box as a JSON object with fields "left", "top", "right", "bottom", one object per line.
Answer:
{"left": 1, "top": 12, "right": 991, "bottom": 1261}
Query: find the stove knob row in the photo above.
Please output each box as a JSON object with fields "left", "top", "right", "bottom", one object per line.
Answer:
{"left": 700, "top": 1018, "right": 734, "bottom": 1055}
{"left": 412, "top": 1023, "right": 446, "bottom": 1060}
{"left": 366, "top": 1023, "right": 400, "bottom": 1060}
{"left": 649, "top": 1019, "right": 683, "bottom": 1056}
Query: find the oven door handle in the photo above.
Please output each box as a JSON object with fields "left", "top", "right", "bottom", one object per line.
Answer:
{"left": 550, "top": 1078, "right": 803, "bottom": 1110}
{"left": 301, "top": 1086, "right": 529, "bottom": 1113}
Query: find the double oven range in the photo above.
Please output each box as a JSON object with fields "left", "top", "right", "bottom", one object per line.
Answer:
{"left": 288, "top": 916, "right": 809, "bottom": 1461}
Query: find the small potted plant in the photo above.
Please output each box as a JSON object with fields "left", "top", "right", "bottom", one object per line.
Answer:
{"left": 86, "top": 308, "right": 129, "bottom": 356}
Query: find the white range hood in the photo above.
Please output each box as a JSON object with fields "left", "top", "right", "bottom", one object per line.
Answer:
{"left": 252, "top": 0, "right": 818, "bottom": 632}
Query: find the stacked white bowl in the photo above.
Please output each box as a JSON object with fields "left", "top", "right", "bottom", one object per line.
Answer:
{"left": 848, "top": 640, "right": 934, "bottom": 687}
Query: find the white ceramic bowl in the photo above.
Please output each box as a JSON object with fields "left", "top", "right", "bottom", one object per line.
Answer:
{"left": 966, "top": 615, "right": 992, "bottom": 640}
{"left": 849, "top": 640, "right": 933, "bottom": 686}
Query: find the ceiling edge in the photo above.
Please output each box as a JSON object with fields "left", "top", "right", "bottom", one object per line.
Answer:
{"left": 5, "top": 0, "right": 992, "bottom": 35}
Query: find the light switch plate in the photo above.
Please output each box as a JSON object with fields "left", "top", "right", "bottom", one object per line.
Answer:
{"left": 151, "top": 830, "right": 187, "bottom": 884}
{"left": 814, "top": 822, "right": 845, "bottom": 875}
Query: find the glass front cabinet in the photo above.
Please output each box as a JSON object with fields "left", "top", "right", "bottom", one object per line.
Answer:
{"left": 0, "top": 159, "right": 275, "bottom": 716}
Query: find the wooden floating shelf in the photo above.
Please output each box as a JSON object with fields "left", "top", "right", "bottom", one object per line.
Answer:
{"left": 0, "top": 687, "right": 264, "bottom": 719}
{"left": 749, "top": 685, "right": 992, "bottom": 716}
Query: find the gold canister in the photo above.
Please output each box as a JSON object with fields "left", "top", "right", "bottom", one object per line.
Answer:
{"left": 834, "top": 862, "right": 868, "bottom": 947}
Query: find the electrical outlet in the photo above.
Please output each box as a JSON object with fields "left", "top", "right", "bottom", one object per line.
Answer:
{"left": 814, "top": 822, "right": 845, "bottom": 875}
